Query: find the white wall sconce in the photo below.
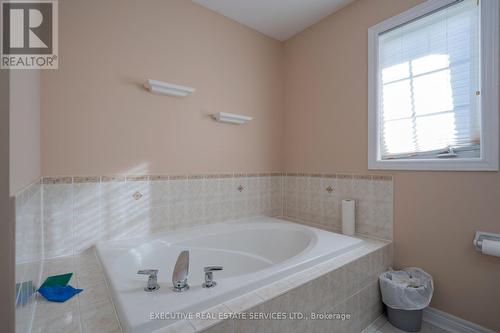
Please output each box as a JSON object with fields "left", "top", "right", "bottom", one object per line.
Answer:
{"left": 212, "top": 112, "right": 252, "bottom": 125}
{"left": 144, "top": 79, "right": 195, "bottom": 97}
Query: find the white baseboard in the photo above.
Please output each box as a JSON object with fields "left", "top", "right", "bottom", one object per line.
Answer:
{"left": 423, "top": 307, "right": 495, "bottom": 333}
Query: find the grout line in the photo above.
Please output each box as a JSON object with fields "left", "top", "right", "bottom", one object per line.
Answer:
{"left": 281, "top": 174, "right": 285, "bottom": 217}
{"left": 28, "top": 181, "right": 44, "bottom": 333}
{"left": 71, "top": 179, "right": 75, "bottom": 258}
{"left": 40, "top": 180, "right": 45, "bottom": 284}
{"left": 75, "top": 254, "right": 84, "bottom": 333}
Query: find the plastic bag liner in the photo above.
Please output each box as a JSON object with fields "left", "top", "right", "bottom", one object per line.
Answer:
{"left": 379, "top": 267, "right": 434, "bottom": 311}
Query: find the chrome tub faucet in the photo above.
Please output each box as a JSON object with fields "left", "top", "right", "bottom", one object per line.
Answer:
{"left": 202, "top": 266, "right": 223, "bottom": 288}
{"left": 172, "top": 250, "right": 190, "bottom": 292}
{"left": 137, "top": 269, "right": 160, "bottom": 292}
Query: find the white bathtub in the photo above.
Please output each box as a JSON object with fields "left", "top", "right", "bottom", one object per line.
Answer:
{"left": 96, "top": 216, "right": 363, "bottom": 333}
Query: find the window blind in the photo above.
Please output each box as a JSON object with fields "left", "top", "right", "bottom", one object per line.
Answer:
{"left": 378, "top": 0, "right": 480, "bottom": 160}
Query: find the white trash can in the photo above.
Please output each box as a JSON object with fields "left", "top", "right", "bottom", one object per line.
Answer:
{"left": 379, "top": 268, "right": 434, "bottom": 332}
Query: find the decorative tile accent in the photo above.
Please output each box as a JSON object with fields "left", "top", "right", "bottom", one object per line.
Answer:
{"left": 132, "top": 191, "right": 143, "bottom": 200}
{"left": 218, "top": 173, "right": 233, "bottom": 178}
{"left": 149, "top": 175, "right": 170, "bottom": 181}
{"left": 42, "top": 176, "right": 73, "bottom": 184}
{"left": 169, "top": 175, "right": 188, "bottom": 180}
{"left": 322, "top": 173, "right": 336, "bottom": 178}
{"left": 101, "top": 176, "right": 126, "bottom": 182}
{"left": 354, "top": 175, "right": 372, "bottom": 180}
{"left": 372, "top": 175, "right": 392, "bottom": 181}
{"left": 126, "top": 175, "right": 149, "bottom": 181}
{"left": 73, "top": 176, "right": 101, "bottom": 183}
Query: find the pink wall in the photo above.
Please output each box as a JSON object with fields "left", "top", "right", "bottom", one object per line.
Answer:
{"left": 41, "top": 0, "right": 284, "bottom": 176}
{"left": 9, "top": 70, "right": 41, "bottom": 195}
{"left": 283, "top": 0, "right": 500, "bottom": 330}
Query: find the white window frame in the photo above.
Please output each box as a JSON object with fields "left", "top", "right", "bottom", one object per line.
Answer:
{"left": 368, "top": 0, "right": 499, "bottom": 171}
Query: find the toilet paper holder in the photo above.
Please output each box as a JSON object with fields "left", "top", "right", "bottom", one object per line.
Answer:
{"left": 473, "top": 231, "right": 500, "bottom": 252}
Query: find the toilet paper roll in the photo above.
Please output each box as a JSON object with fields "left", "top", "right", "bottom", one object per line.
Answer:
{"left": 342, "top": 199, "right": 355, "bottom": 236}
{"left": 482, "top": 239, "right": 500, "bottom": 257}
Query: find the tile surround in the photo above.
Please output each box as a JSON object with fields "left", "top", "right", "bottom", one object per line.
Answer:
{"left": 283, "top": 173, "right": 393, "bottom": 240}
{"left": 17, "top": 171, "right": 393, "bottom": 333}
{"left": 40, "top": 172, "right": 393, "bottom": 258}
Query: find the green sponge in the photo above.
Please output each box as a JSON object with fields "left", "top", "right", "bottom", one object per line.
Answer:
{"left": 39, "top": 273, "right": 73, "bottom": 289}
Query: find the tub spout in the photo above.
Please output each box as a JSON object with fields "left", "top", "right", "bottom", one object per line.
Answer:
{"left": 172, "top": 250, "right": 190, "bottom": 292}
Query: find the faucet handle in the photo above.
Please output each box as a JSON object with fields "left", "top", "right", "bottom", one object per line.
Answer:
{"left": 204, "top": 266, "right": 223, "bottom": 272}
{"left": 203, "top": 266, "right": 223, "bottom": 288}
{"left": 137, "top": 269, "right": 160, "bottom": 292}
{"left": 138, "top": 269, "right": 158, "bottom": 277}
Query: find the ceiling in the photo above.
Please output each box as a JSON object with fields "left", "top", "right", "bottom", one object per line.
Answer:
{"left": 192, "top": 0, "right": 355, "bottom": 41}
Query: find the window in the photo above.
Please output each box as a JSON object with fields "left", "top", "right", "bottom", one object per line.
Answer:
{"left": 368, "top": 0, "right": 498, "bottom": 171}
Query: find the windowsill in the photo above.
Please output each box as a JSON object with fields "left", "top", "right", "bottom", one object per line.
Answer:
{"left": 368, "top": 158, "right": 499, "bottom": 171}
